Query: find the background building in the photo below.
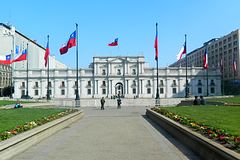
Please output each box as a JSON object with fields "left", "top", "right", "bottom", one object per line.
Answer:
{"left": 170, "top": 29, "right": 240, "bottom": 80}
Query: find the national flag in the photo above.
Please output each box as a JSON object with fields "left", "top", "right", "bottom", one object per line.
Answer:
{"left": 60, "top": 30, "right": 77, "bottom": 55}
{"left": 108, "top": 38, "right": 118, "bottom": 46}
{"left": 12, "top": 49, "right": 27, "bottom": 63}
{"left": 203, "top": 48, "right": 208, "bottom": 69}
{"left": 177, "top": 43, "right": 186, "bottom": 61}
{"left": 44, "top": 37, "right": 50, "bottom": 67}
{"left": 0, "top": 54, "right": 11, "bottom": 64}
{"left": 233, "top": 54, "right": 237, "bottom": 72}
{"left": 154, "top": 23, "right": 158, "bottom": 61}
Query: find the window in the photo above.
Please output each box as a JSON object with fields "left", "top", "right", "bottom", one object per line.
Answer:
{"left": 102, "top": 69, "right": 106, "bottom": 75}
{"left": 75, "top": 81, "right": 77, "bottom": 86}
{"left": 21, "top": 82, "right": 25, "bottom": 87}
{"left": 87, "top": 89, "right": 91, "bottom": 95}
{"left": 34, "top": 90, "right": 38, "bottom": 96}
{"left": 61, "top": 81, "right": 65, "bottom": 87}
{"left": 147, "top": 88, "right": 151, "bottom": 94}
{"left": 160, "top": 80, "right": 164, "bottom": 86}
{"left": 198, "top": 88, "right": 202, "bottom": 94}
{"left": 210, "top": 80, "right": 215, "bottom": 86}
{"left": 35, "top": 82, "right": 39, "bottom": 87}
{"left": 133, "top": 88, "right": 136, "bottom": 94}
{"left": 132, "top": 69, "right": 136, "bottom": 75}
{"left": 133, "top": 80, "right": 136, "bottom": 86}
{"left": 172, "top": 80, "right": 177, "bottom": 86}
{"left": 147, "top": 80, "right": 151, "bottom": 86}
{"left": 102, "top": 88, "right": 106, "bottom": 94}
{"left": 160, "top": 88, "right": 164, "bottom": 94}
{"left": 210, "top": 87, "right": 215, "bottom": 94}
{"left": 172, "top": 88, "right": 177, "bottom": 94}
{"left": 49, "top": 90, "right": 52, "bottom": 95}
{"left": 74, "top": 89, "right": 77, "bottom": 95}
{"left": 198, "top": 80, "right": 202, "bottom": 86}
{"left": 102, "top": 81, "right": 106, "bottom": 87}
{"left": 61, "top": 89, "right": 65, "bottom": 95}
{"left": 117, "top": 69, "right": 121, "bottom": 75}
{"left": 48, "top": 82, "right": 52, "bottom": 88}
{"left": 87, "top": 81, "right": 91, "bottom": 87}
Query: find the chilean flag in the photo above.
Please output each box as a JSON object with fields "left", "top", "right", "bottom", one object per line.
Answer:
{"left": 233, "top": 54, "right": 237, "bottom": 73}
{"left": 0, "top": 54, "right": 11, "bottom": 64}
{"left": 154, "top": 23, "right": 158, "bottom": 61}
{"left": 12, "top": 49, "right": 27, "bottom": 63}
{"left": 108, "top": 38, "right": 118, "bottom": 46}
{"left": 177, "top": 43, "right": 186, "bottom": 61}
{"left": 203, "top": 48, "right": 208, "bottom": 69}
{"left": 60, "top": 30, "right": 77, "bottom": 55}
{"left": 44, "top": 37, "right": 50, "bottom": 67}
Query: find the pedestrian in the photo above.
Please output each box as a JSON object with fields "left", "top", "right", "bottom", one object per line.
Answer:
{"left": 100, "top": 97, "right": 105, "bottom": 110}
{"left": 117, "top": 97, "right": 121, "bottom": 109}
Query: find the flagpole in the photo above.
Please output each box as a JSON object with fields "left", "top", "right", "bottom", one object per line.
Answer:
{"left": 155, "top": 23, "right": 160, "bottom": 105}
{"left": 185, "top": 34, "right": 189, "bottom": 98}
{"left": 46, "top": 35, "right": 50, "bottom": 100}
{"left": 206, "top": 67, "right": 209, "bottom": 96}
{"left": 75, "top": 23, "right": 80, "bottom": 103}
{"left": 26, "top": 43, "right": 29, "bottom": 99}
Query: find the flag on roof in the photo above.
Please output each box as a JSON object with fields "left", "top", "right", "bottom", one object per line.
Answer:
{"left": 108, "top": 38, "right": 118, "bottom": 46}
{"left": 60, "top": 30, "right": 77, "bottom": 55}
{"left": 177, "top": 43, "right": 186, "bottom": 61}
{"left": 0, "top": 54, "right": 11, "bottom": 64}
{"left": 154, "top": 23, "right": 158, "bottom": 61}
{"left": 203, "top": 48, "right": 208, "bottom": 69}
{"left": 44, "top": 36, "right": 50, "bottom": 67}
{"left": 12, "top": 49, "right": 27, "bottom": 63}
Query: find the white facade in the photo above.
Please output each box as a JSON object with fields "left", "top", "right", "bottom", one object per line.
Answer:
{"left": 13, "top": 56, "right": 222, "bottom": 99}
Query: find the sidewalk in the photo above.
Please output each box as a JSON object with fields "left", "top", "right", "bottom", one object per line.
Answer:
{"left": 11, "top": 106, "right": 200, "bottom": 160}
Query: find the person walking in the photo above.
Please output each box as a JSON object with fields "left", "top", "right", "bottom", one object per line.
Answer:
{"left": 117, "top": 97, "right": 121, "bottom": 109}
{"left": 100, "top": 97, "right": 105, "bottom": 110}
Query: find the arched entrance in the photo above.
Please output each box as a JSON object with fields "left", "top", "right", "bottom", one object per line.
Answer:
{"left": 115, "top": 82, "right": 123, "bottom": 97}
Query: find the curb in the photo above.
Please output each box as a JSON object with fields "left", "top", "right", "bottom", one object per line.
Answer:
{"left": 0, "top": 110, "right": 84, "bottom": 160}
{"left": 146, "top": 109, "right": 240, "bottom": 160}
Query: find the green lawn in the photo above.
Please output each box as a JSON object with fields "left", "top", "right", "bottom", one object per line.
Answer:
{"left": 207, "top": 96, "right": 240, "bottom": 104}
{"left": 163, "top": 106, "right": 240, "bottom": 136}
{"left": 0, "top": 100, "right": 35, "bottom": 107}
{"left": 0, "top": 108, "right": 67, "bottom": 133}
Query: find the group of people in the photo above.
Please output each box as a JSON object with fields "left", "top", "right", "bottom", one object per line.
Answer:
{"left": 100, "top": 97, "right": 122, "bottom": 110}
{"left": 193, "top": 96, "right": 206, "bottom": 105}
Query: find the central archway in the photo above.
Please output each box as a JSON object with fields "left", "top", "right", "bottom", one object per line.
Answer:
{"left": 115, "top": 82, "right": 123, "bottom": 97}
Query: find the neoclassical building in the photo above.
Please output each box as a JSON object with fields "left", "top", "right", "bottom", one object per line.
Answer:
{"left": 14, "top": 56, "right": 222, "bottom": 99}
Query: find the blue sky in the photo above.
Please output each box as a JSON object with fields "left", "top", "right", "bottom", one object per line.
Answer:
{"left": 1, "top": 0, "right": 240, "bottom": 68}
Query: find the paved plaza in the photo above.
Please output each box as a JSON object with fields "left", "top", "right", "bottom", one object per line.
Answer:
{"left": 11, "top": 105, "right": 200, "bottom": 160}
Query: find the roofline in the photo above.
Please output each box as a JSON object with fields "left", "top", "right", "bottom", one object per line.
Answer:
{"left": 0, "top": 23, "right": 46, "bottom": 50}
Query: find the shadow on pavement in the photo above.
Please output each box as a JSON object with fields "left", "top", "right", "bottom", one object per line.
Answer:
{"left": 142, "top": 115, "right": 201, "bottom": 160}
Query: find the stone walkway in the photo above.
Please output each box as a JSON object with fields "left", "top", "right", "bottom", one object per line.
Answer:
{"left": 11, "top": 106, "right": 200, "bottom": 160}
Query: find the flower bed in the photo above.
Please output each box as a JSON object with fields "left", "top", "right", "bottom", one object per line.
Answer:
{"left": 0, "top": 109, "right": 77, "bottom": 141}
{"left": 152, "top": 107, "right": 240, "bottom": 153}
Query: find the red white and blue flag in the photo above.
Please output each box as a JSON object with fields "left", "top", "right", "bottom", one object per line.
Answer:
{"left": 44, "top": 37, "right": 50, "bottom": 67}
{"left": 0, "top": 54, "right": 11, "bottom": 64}
{"left": 203, "top": 48, "right": 208, "bottom": 69}
{"left": 154, "top": 23, "right": 158, "bottom": 61}
{"left": 108, "top": 38, "right": 118, "bottom": 46}
{"left": 233, "top": 54, "right": 237, "bottom": 72}
{"left": 12, "top": 49, "right": 27, "bottom": 63}
{"left": 60, "top": 30, "right": 77, "bottom": 55}
{"left": 177, "top": 43, "right": 186, "bottom": 61}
